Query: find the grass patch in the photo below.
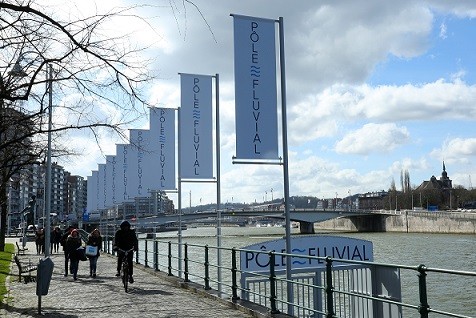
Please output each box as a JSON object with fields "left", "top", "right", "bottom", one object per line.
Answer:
{"left": 0, "top": 244, "right": 14, "bottom": 304}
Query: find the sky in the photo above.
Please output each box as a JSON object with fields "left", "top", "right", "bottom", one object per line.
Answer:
{"left": 46, "top": 0, "right": 476, "bottom": 207}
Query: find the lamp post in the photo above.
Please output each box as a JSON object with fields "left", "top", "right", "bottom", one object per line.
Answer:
{"left": 43, "top": 64, "right": 53, "bottom": 257}
{"left": 335, "top": 192, "right": 338, "bottom": 210}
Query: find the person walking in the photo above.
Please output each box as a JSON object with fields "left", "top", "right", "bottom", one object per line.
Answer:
{"left": 50, "top": 226, "right": 62, "bottom": 254}
{"left": 65, "top": 229, "right": 82, "bottom": 280}
{"left": 113, "top": 221, "right": 138, "bottom": 283}
{"left": 60, "top": 226, "right": 74, "bottom": 276}
{"left": 86, "top": 228, "right": 102, "bottom": 278}
{"left": 35, "top": 227, "right": 45, "bottom": 254}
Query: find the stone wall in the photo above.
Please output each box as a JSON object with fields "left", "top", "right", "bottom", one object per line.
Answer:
{"left": 314, "top": 212, "right": 476, "bottom": 234}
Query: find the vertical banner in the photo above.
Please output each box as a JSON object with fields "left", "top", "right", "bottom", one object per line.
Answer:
{"left": 150, "top": 107, "right": 176, "bottom": 190}
{"left": 97, "top": 164, "right": 106, "bottom": 209}
{"left": 129, "top": 129, "right": 148, "bottom": 197}
{"left": 115, "top": 144, "right": 129, "bottom": 202}
{"left": 179, "top": 74, "right": 214, "bottom": 178}
{"left": 233, "top": 15, "right": 279, "bottom": 160}
{"left": 86, "top": 172, "right": 98, "bottom": 213}
{"left": 105, "top": 155, "right": 116, "bottom": 207}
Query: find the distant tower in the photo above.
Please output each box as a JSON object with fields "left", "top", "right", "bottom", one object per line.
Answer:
{"left": 440, "top": 161, "right": 452, "bottom": 188}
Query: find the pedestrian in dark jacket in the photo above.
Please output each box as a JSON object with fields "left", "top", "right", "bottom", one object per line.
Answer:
{"left": 65, "top": 229, "right": 82, "bottom": 280}
{"left": 86, "top": 228, "right": 102, "bottom": 278}
{"left": 60, "top": 226, "right": 74, "bottom": 276}
{"left": 35, "top": 227, "right": 45, "bottom": 254}
{"left": 113, "top": 221, "right": 138, "bottom": 283}
{"left": 50, "top": 227, "right": 62, "bottom": 254}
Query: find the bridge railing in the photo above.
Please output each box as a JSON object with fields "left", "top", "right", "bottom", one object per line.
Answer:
{"left": 104, "top": 238, "right": 475, "bottom": 318}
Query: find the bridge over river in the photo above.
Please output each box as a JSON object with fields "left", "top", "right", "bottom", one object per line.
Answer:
{"left": 91, "top": 208, "right": 397, "bottom": 234}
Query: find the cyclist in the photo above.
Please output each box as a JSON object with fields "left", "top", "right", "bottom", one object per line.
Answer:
{"left": 113, "top": 220, "right": 138, "bottom": 283}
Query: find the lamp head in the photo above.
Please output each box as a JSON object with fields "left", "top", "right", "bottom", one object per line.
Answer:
{"left": 8, "top": 61, "right": 27, "bottom": 78}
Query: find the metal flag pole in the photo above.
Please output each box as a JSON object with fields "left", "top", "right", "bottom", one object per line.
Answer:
{"left": 278, "top": 17, "right": 293, "bottom": 315}
{"left": 214, "top": 73, "right": 222, "bottom": 295}
{"left": 177, "top": 108, "right": 183, "bottom": 278}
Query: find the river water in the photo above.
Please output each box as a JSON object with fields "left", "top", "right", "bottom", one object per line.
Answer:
{"left": 147, "top": 226, "right": 475, "bottom": 317}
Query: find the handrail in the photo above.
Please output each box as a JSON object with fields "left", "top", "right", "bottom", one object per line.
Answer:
{"left": 106, "top": 238, "right": 476, "bottom": 318}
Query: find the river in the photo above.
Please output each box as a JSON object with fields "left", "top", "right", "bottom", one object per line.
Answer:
{"left": 142, "top": 226, "right": 475, "bottom": 317}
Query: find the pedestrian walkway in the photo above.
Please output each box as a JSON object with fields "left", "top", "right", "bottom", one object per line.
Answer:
{"left": 1, "top": 239, "right": 261, "bottom": 318}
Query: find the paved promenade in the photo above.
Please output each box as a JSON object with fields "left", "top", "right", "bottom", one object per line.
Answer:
{"left": 1, "top": 239, "right": 261, "bottom": 318}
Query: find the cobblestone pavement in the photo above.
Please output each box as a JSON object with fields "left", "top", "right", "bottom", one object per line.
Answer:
{"left": 1, "top": 239, "right": 257, "bottom": 318}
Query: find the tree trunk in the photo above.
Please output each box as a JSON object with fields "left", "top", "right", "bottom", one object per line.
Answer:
{"left": 0, "top": 185, "right": 7, "bottom": 252}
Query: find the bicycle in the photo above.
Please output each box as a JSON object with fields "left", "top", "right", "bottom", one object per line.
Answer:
{"left": 117, "top": 247, "right": 134, "bottom": 292}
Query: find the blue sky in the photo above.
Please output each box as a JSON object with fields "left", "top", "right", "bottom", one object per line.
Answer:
{"left": 47, "top": 1, "right": 476, "bottom": 206}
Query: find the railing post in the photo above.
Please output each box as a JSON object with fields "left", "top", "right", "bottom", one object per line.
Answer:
{"left": 168, "top": 241, "right": 173, "bottom": 276}
{"left": 153, "top": 240, "right": 159, "bottom": 271}
{"left": 135, "top": 245, "right": 139, "bottom": 264}
{"left": 184, "top": 243, "right": 189, "bottom": 282}
{"left": 108, "top": 237, "right": 112, "bottom": 255}
{"left": 269, "top": 252, "right": 279, "bottom": 314}
{"left": 231, "top": 248, "right": 239, "bottom": 302}
{"left": 204, "top": 245, "right": 210, "bottom": 290}
{"left": 144, "top": 240, "right": 149, "bottom": 268}
{"left": 325, "top": 256, "right": 336, "bottom": 318}
{"left": 417, "top": 264, "right": 430, "bottom": 318}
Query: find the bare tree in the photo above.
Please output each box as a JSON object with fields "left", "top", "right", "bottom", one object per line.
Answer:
{"left": 0, "top": 0, "right": 162, "bottom": 251}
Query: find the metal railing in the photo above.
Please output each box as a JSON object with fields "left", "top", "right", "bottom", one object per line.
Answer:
{"left": 104, "top": 239, "right": 476, "bottom": 318}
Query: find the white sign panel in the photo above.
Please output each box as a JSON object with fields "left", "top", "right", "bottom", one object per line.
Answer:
{"left": 150, "top": 107, "right": 176, "bottom": 190}
{"left": 179, "top": 74, "right": 213, "bottom": 179}
{"left": 233, "top": 15, "right": 279, "bottom": 160}
{"left": 240, "top": 236, "right": 373, "bottom": 273}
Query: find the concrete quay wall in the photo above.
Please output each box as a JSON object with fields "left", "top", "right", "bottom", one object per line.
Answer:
{"left": 314, "top": 212, "right": 476, "bottom": 234}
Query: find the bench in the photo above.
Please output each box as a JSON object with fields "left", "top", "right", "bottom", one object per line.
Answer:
{"left": 13, "top": 255, "right": 37, "bottom": 283}
{"left": 15, "top": 241, "right": 28, "bottom": 255}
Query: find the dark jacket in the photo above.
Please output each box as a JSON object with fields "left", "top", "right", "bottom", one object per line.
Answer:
{"left": 35, "top": 230, "right": 45, "bottom": 245}
{"left": 51, "top": 229, "right": 62, "bottom": 243}
{"left": 65, "top": 235, "right": 82, "bottom": 260}
{"left": 113, "top": 228, "right": 138, "bottom": 251}
{"left": 86, "top": 235, "right": 103, "bottom": 257}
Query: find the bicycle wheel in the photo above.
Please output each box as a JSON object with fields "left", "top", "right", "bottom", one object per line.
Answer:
{"left": 122, "top": 262, "right": 128, "bottom": 292}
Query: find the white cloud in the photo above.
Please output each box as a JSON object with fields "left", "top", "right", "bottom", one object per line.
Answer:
{"left": 335, "top": 123, "right": 410, "bottom": 155}
{"left": 439, "top": 22, "right": 448, "bottom": 39}
{"left": 353, "top": 80, "right": 476, "bottom": 121}
{"left": 430, "top": 138, "right": 476, "bottom": 164}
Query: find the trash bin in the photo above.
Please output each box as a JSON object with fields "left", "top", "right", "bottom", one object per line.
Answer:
{"left": 36, "top": 257, "right": 54, "bottom": 296}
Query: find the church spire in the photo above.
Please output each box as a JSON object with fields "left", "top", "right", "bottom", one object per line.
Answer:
{"left": 443, "top": 161, "right": 446, "bottom": 172}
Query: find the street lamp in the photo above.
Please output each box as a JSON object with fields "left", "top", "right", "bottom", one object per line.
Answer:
{"left": 1, "top": 52, "right": 36, "bottom": 246}
{"left": 20, "top": 196, "right": 36, "bottom": 248}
